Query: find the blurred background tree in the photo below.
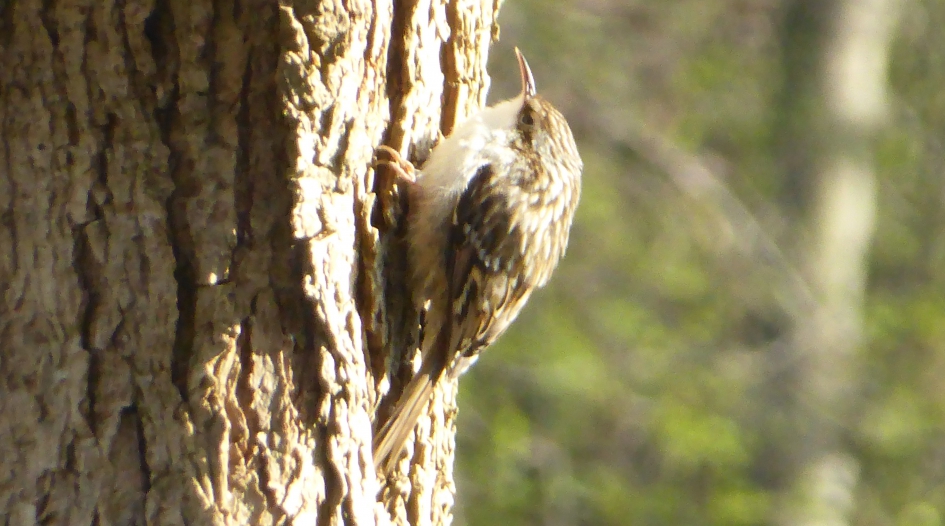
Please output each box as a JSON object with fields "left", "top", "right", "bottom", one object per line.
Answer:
{"left": 453, "top": 1, "right": 945, "bottom": 525}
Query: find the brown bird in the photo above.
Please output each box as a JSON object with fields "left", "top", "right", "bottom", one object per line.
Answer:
{"left": 374, "top": 48, "right": 583, "bottom": 472}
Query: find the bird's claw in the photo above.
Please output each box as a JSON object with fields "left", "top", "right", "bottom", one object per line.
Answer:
{"left": 375, "top": 145, "right": 417, "bottom": 184}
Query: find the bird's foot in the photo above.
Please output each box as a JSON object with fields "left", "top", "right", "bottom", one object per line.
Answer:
{"left": 375, "top": 145, "right": 417, "bottom": 184}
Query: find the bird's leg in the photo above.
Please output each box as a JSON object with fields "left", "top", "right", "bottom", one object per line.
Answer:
{"left": 374, "top": 145, "right": 417, "bottom": 229}
{"left": 375, "top": 145, "right": 417, "bottom": 185}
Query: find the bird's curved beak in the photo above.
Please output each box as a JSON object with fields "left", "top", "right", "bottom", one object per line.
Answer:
{"left": 515, "top": 47, "right": 537, "bottom": 99}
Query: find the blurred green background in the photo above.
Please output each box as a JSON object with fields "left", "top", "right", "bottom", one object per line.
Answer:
{"left": 455, "top": 1, "right": 945, "bottom": 525}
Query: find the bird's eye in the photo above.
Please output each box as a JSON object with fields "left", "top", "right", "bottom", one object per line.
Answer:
{"left": 519, "top": 110, "right": 535, "bottom": 128}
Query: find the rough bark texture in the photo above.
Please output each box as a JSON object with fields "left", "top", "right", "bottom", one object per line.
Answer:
{"left": 0, "top": 0, "right": 501, "bottom": 524}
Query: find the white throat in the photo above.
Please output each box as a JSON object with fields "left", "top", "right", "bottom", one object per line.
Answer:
{"left": 417, "top": 96, "right": 525, "bottom": 196}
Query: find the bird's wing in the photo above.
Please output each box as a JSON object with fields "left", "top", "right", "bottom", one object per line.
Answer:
{"left": 446, "top": 164, "right": 533, "bottom": 375}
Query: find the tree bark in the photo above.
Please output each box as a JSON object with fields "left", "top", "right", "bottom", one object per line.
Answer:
{"left": 0, "top": 0, "right": 501, "bottom": 525}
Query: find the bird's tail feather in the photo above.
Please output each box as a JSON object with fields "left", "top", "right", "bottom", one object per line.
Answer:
{"left": 373, "top": 369, "right": 437, "bottom": 472}
{"left": 375, "top": 300, "right": 452, "bottom": 473}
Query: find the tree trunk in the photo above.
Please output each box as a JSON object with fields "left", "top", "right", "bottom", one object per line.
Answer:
{"left": 0, "top": 1, "right": 501, "bottom": 524}
{"left": 770, "top": 1, "right": 900, "bottom": 525}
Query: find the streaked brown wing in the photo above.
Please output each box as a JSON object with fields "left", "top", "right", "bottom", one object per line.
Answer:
{"left": 445, "top": 164, "right": 532, "bottom": 374}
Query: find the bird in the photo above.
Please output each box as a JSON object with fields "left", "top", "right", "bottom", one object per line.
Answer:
{"left": 373, "top": 48, "right": 583, "bottom": 472}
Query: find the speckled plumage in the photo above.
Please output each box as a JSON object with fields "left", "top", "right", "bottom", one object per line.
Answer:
{"left": 374, "top": 49, "right": 583, "bottom": 472}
